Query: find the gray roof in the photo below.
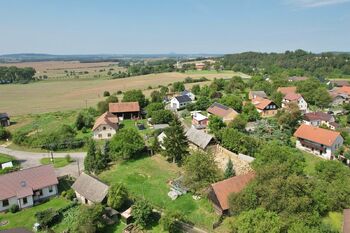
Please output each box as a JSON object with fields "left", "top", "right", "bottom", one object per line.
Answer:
{"left": 175, "top": 95, "right": 192, "bottom": 103}
{"left": 72, "top": 173, "right": 109, "bottom": 203}
{"left": 250, "top": 91, "right": 267, "bottom": 98}
{"left": 0, "top": 113, "right": 9, "bottom": 120}
{"left": 185, "top": 128, "right": 213, "bottom": 149}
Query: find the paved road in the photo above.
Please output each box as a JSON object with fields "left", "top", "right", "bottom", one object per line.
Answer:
{"left": 0, "top": 146, "right": 86, "bottom": 177}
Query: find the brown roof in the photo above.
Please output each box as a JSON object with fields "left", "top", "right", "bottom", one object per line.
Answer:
{"left": 293, "top": 124, "right": 341, "bottom": 147}
{"left": 304, "top": 112, "right": 333, "bottom": 122}
{"left": 335, "top": 86, "right": 350, "bottom": 95}
{"left": 344, "top": 209, "right": 350, "bottom": 233}
{"left": 0, "top": 165, "right": 58, "bottom": 201}
{"left": 277, "top": 86, "right": 297, "bottom": 96}
{"left": 331, "top": 80, "right": 350, "bottom": 87}
{"left": 109, "top": 102, "right": 140, "bottom": 113}
{"left": 211, "top": 173, "right": 255, "bottom": 211}
{"left": 284, "top": 93, "right": 302, "bottom": 101}
{"left": 252, "top": 97, "right": 273, "bottom": 110}
{"left": 92, "top": 111, "right": 119, "bottom": 131}
{"left": 207, "top": 102, "right": 237, "bottom": 118}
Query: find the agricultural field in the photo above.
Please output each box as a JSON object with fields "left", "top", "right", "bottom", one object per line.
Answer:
{"left": 0, "top": 66, "right": 245, "bottom": 116}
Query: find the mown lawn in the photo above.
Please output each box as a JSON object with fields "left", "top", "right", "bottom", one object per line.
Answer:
{"left": 0, "top": 153, "right": 14, "bottom": 164}
{"left": 323, "top": 211, "right": 343, "bottom": 232}
{"left": 40, "top": 157, "right": 73, "bottom": 168}
{"left": 99, "top": 155, "right": 220, "bottom": 231}
{"left": 0, "top": 197, "right": 70, "bottom": 230}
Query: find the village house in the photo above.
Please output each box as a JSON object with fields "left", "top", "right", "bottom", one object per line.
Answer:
{"left": 195, "top": 62, "right": 205, "bottom": 70}
{"left": 192, "top": 112, "right": 208, "bottom": 129}
{"left": 0, "top": 113, "right": 10, "bottom": 127}
{"left": 72, "top": 173, "right": 109, "bottom": 205}
{"left": 251, "top": 96, "right": 278, "bottom": 117}
{"left": 180, "top": 90, "right": 196, "bottom": 101}
{"left": 0, "top": 165, "right": 58, "bottom": 212}
{"left": 248, "top": 90, "right": 267, "bottom": 100}
{"left": 207, "top": 102, "right": 238, "bottom": 124}
{"left": 208, "top": 173, "right": 255, "bottom": 215}
{"left": 294, "top": 124, "right": 343, "bottom": 160}
{"left": 329, "top": 86, "right": 350, "bottom": 106}
{"left": 277, "top": 86, "right": 297, "bottom": 96}
{"left": 303, "top": 112, "right": 336, "bottom": 129}
{"left": 170, "top": 95, "right": 192, "bottom": 109}
{"left": 185, "top": 128, "right": 214, "bottom": 151}
{"left": 329, "top": 80, "right": 350, "bottom": 87}
{"left": 282, "top": 93, "right": 308, "bottom": 113}
{"left": 109, "top": 102, "right": 140, "bottom": 120}
{"left": 92, "top": 111, "right": 119, "bottom": 140}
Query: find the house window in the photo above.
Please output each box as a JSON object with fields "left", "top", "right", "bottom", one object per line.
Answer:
{"left": 49, "top": 186, "right": 53, "bottom": 192}
{"left": 103, "top": 126, "right": 106, "bottom": 130}
{"left": 108, "top": 133, "right": 111, "bottom": 137}
{"left": 2, "top": 199, "right": 9, "bottom": 207}
{"left": 23, "top": 197, "right": 28, "bottom": 205}
{"left": 35, "top": 189, "right": 43, "bottom": 196}
{"left": 98, "top": 134, "right": 102, "bottom": 138}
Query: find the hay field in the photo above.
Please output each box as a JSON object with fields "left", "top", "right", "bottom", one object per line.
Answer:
{"left": 0, "top": 71, "right": 243, "bottom": 116}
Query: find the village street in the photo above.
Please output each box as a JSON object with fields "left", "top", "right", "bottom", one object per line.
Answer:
{"left": 0, "top": 146, "right": 85, "bottom": 177}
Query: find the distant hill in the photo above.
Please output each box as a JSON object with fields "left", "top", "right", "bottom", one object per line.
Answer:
{"left": 0, "top": 53, "right": 222, "bottom": 63}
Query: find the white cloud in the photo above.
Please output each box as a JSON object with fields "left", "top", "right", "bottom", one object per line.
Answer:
{"left": 288, "top": 0, "right": 350, "bottom": 7}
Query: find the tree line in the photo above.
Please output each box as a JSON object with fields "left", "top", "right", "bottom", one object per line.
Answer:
{"left": 0, "top": 66, "right": 36, "bottom": 84}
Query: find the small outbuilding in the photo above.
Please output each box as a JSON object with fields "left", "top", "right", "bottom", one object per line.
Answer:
{"left": 109, "top": 102, "right": 140, "bottom": 120}
{"left": 72, "top": 173, "right": 109, "bottom": 205}
{"left": 185, "top": 128, "right": 214, "bottom": 151}
{"left": 0, "top": 113, "right": 10, "bottom": 127}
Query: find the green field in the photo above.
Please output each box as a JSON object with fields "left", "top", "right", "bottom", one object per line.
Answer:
{"left": 99, "top": 155, "right": 220, "bottom": 231}
{"left": 40, "top": 157, "right": 73, "bottom": 168}
{"left": 0, "top": 197, "right": 70, "bottom": 231}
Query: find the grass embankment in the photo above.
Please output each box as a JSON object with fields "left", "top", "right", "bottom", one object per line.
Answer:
{"left": 40, "top": 157, "right": 74, "bottom": 168}
{"left": 0, "top": 197, "right": 70, "bottom": 231}
{"left": 0, "top": 153, "right": 14, "bottom": 164}
{"left": 99, "top": 155, "right": 220, "bottom": 231}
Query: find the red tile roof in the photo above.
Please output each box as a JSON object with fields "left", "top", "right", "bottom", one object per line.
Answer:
{"left": 211, "top": 173, "right": 255, "bottom": 211}
{"left": 207, "top": 102, "right": 237, "bottom": 118}
{"left": 284, "top": 93, "right": 302, "bottom": 101}
{"left": 0, "top": 165, "right": 58, "bottom": 200}
{"left": 109, "top": 102, "right": 140, "bottom": 113}
{"left": 294, "top": 124, "right": 341, "bottom": 147}
{"left": 335, "top": 86, "right": 350, "bottom": 95}
{"left": 92, "top": 111, "right": 119, "bottom": 131}
{"left": 277, "top": 86, "right": 297, "bottom": 96}
{"left": 252, "top": 97, "right": 273, "bottom": 110}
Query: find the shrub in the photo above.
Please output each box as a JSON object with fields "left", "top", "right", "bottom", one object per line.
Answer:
{"left": 9, "top": 204, "right": 19, "bottom": 213}
{"left": 103, "top": 91, "right": 110, "bottom": 97}
{"left": 0, "top": 126, "right": 10, "bottom": 140}
{"left": 65, "top": 154, "right": 71, "bottom": 163}
{"left": 35, "top": 208, "right": 60, "bottom": 228}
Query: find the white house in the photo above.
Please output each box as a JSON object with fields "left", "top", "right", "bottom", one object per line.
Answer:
{"left": 181, "top": 90, "right": 196, "bottom": 101}
{"left": 92, "top": 112, "right": 119, "bottom": 140}
{"left": 170, "top": 95, "right": 192, "bottom": 109}
{"left": 0, "top": 165, "right": 58, "bottom": 212}
{"left": 294, "top": 124, "right": 343, "bottom": 160}
{"left": 303, "top": 112, "right": 336, "bottom": 128}
{"left": 282, "top": 93, "right": 308, "bottom": 113}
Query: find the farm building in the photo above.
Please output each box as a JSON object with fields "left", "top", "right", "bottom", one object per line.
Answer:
{"left": 209, "top": 173, "right": 255, "bottom": 215}
{"left": 72, "top": 173, "right": 109, "bottom": 205}
{"left": 294, "top": 124, "right": 343, "bottom": 160}
{"left": 207, "top": 102, "right": 238, "bottom": 123}
{"left": 109, "top": 102, "right": 140, "bottom": 120}
{"left": 192, "top": 112, "right": 208, "bottom": 128}
{"left": 0, "top": 113, "right": 10, "bottom": 127}
{"left": 0, "top": 165, "right": 58, "bottom": 212}
{"left": 92, "top": 111, "right": 119, "bottom": 140}
{"left": 170, "top": 95, "right": 192, "bottom": 109}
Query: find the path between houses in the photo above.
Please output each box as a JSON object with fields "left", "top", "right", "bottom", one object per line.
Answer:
{"left": 0, "top": 146, "right": 86, "bottom": 178}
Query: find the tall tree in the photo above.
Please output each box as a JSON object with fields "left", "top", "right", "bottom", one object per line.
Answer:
{"left": 107, "top": 183, "right": 128, "bottom": 209}
{"left": 162, "top": 117, "right": 189, "bottom": 164}
{"left": 110, "top": 128, "right": 145, "bottom": 160}
{"left": 224, "top": 159, "right": 235, "bottom": 178}
{"left": 122, "top": 90, "right": 147, "bottom": 107}
{"left": 84, "top": 140, "right": 97, "bottom": 173}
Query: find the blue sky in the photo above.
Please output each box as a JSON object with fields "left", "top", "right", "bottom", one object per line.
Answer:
{"left": 0, "top": 0, "right": 349, "bottom": 54}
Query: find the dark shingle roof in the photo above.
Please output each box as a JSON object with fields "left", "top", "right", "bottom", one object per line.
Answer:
{"left": 175, "top": 95, "right": 192, "bottom": 103}
{"left": 185, "top": 128, "right": 213, "bottom": 149}
{"left": 72, "top": 173, "right": 109, "bottom": 203}
{"left": 0, "top": 113, "right": 9, "bottom": 120}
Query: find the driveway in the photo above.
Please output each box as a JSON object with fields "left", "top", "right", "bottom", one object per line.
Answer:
{"left": 0, "top": 146, "right": 86, "bottom": 177}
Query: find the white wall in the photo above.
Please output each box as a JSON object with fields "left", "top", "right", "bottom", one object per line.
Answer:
{"left": 75, "top": 191, "right": 94, "bottom": 205}
{"left": 93, "top": 124, "right": 117, "bottom": 140}
{"left": 0, "top": 197, "right": 18, "bottom": 212}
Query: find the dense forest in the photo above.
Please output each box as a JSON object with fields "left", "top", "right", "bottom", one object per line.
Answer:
{"left": 0, "top": 66, "right": 36, "bottom": 84}
{"left": 220, "top": 50, "right": 350, "bottom": 78}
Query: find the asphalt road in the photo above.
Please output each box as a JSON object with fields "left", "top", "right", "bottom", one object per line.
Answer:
{"left": 0, "top": 146, "right": 86, "bottom": 177}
